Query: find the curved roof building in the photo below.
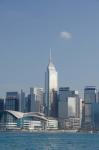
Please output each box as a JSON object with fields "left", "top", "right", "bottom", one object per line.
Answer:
{"left": 0, "top": 110, "right": 48, "bottom": 130}
{"left": 5, "top": 110, "right": 24, "bottom": 119}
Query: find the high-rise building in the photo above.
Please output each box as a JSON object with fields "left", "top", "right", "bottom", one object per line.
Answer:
{"left": 59, "top": 87, "right": 70, "bottom": 101}
{"left": 0, "top": 99, "right": 4, "bottom": 111}
{"left": 58, "top": 88, "right": 80, "bottom": 119}
{"left": 25, "top": 94, "right": 31, "bottom": 112}
{"left": 5, "top": 92, "right": 19, "bottom": 111}
{"left": 58, "top": 87, "right": 81, "bottom": 129}
{"left": 30, "top": 87, "right": 44, "bottom": 113}
{"left": 92, "top": 103, "right": 99, "bottom": 130}
{"left": 68, "top": 97, "right": 77, "bottom": 117}
{"left": 97, "top": 91, "right": 99, "bottom": 103}
{"left": 70, "top": 90, "right": 81, "bottom": 118}
{"left": 19, "top": 90, "right": 25, "bottom": 112}
{"left": 82, "top": 86, "right": 96, "bottom": 129}
{"left": 58, "top": 87, "right": 70, "bottom": 119}
{"left": 84, "top": 86, "right": 96, "bottom": 103}
{"left": 45, "top": 51, "right": 58, "bottom": 117}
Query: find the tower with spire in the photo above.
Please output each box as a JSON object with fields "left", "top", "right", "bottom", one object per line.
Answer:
{"left": 45, "top": 50, "right": 58, "bottom": 117}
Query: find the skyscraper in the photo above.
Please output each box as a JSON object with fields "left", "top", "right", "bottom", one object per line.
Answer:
{"left": 82, "top": 86, "right": 96, "bottom": 129}
{"left": 19, "top": 90, "right": 25, "bottom": 112}
{"left": 0, "top": 99, "right": 4, "bottom": 111}
{"left": 45, "top": 51, "right": 58, "bottom": 117}
{"left": 58, "top": 87, "right": 70, "bottom": 119}
{"left": 58, "top": 88, "right": 80, "bottom": 119}
{"left": 30, "top": 87, "right": 44, "bottom": 113}
{"left": 5, "top": 92, "right": 19, "bottom": 111}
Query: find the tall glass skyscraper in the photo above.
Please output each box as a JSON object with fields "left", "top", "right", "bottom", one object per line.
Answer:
{"left": 82, "top": 86, "right": 96, "bottom": 129}
{"left": 45, "top": 51, "right": 58, "bottom": 117}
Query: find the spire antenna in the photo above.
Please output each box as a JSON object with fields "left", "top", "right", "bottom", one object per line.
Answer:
{"left": 50, "top": 48, "right": 52, "bottom": 62}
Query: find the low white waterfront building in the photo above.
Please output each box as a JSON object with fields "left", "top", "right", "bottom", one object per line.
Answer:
{"left": 46, "top": 117, "right": 58, "bottom": 130}
{"left": 0, "top": 110, "right": 47, "bottom": 131}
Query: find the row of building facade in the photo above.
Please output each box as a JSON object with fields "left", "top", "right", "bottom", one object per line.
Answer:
{"left": 0, "top": 53, "right": 99, "bottom": 131}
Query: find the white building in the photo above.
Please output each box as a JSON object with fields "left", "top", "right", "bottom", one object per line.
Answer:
{"left": 45, "top": 51, "right": 58, "bottom": 117}
{"left": 47, "top": 117, "right": 58, "bottom": 130}
{"left": 65, "top": 117, "right": 80, "bottom": 129}
{"left": 68, "top": 97, "right": 76, "bottom": 117}
{"left": 30, "top": 88, "right": 44, "bottom": 113}
{"left": 23, "top": 120, "right": 42, "bottom": 130}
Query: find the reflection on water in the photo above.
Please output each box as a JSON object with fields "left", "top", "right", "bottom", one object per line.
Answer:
{"left": 0, "top": 132, "right": 99, "bottom": 150}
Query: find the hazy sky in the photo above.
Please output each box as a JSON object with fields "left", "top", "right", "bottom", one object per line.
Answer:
{"left": 0, "top": 0, "right": 99, "bottom": 97}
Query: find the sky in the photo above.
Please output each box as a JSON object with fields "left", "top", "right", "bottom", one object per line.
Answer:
{"left": 0, "top": 0, "right": 99, "bottom": 97}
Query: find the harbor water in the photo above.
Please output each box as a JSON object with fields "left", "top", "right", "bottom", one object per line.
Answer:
{"left": 0, "top": 132, "right": 99, "bottom": 150}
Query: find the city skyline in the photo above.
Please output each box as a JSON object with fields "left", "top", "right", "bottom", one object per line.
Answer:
{"left": 0, "top": 0, "right": 99, "bottom": 97}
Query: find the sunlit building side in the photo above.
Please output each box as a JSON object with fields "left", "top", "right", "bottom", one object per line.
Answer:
{"left": 45, "top": 52, "right": 58, "bottom": 117}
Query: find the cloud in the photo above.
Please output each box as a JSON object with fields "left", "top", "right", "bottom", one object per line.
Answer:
{"left": 60, "top": 31, "right": 72, "bottom": 40}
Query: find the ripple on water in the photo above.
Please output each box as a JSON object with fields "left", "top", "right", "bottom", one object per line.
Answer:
{"left": 0, "top": 132, "right": 99, "bottom": 150}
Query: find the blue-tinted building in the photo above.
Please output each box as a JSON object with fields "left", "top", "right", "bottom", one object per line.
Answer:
{"left": 5, "top": 92, "right": 19, "bottom": 111}
{"left": 20, "top": 90, "right": 26, "bottom": 112}
{"left": 0, "top": 99, "right": 4, "bottom": 111}
{"left": 82, "top": 86, "right": 96, "bottom": 129}
{"left": 92, "top": 103, "right": 99, "bottom": 130}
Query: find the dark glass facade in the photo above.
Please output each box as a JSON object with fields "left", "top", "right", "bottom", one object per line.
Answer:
{"left": 5, "top": 92, "right": 19, "bottom": 111}
{"left": 0, "top": 99, "right": 4, "bottom": 111}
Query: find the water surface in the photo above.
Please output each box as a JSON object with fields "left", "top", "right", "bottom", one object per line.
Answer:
{"left": 0, "top": 132, "right": 99, "bottom": 150}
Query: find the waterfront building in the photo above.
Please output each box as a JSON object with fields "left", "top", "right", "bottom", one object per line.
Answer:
{"left": 0, "top": 99, "right": 4, "bottom": 111}
{"left": 30, "top": 87, "right": 44, "bottom": 113}
{"left": 45, "top": 51, "right": 58, "bottom": 117}
{"left": 0, "top": 110, "right": 47, "bottom": 131}
{"left": 82, "top": 86, "right": 96, "bottom": 129}
{"left": 64, "top": 117, "right": 80, "bottom": 129}
{"left": 46, "top": 117, "right": 58, "bottom": 130}
{"left": 5, "top": 92, "right": 19, "bottom": 111}
{"left": 82, "top": 102, "right": 99, "bottom": 130}
{"left": 20, "top": 112, "right": 47, "bottom": 130}
{"left": 0, "top": 110, "right": 24, "bottom": 130}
